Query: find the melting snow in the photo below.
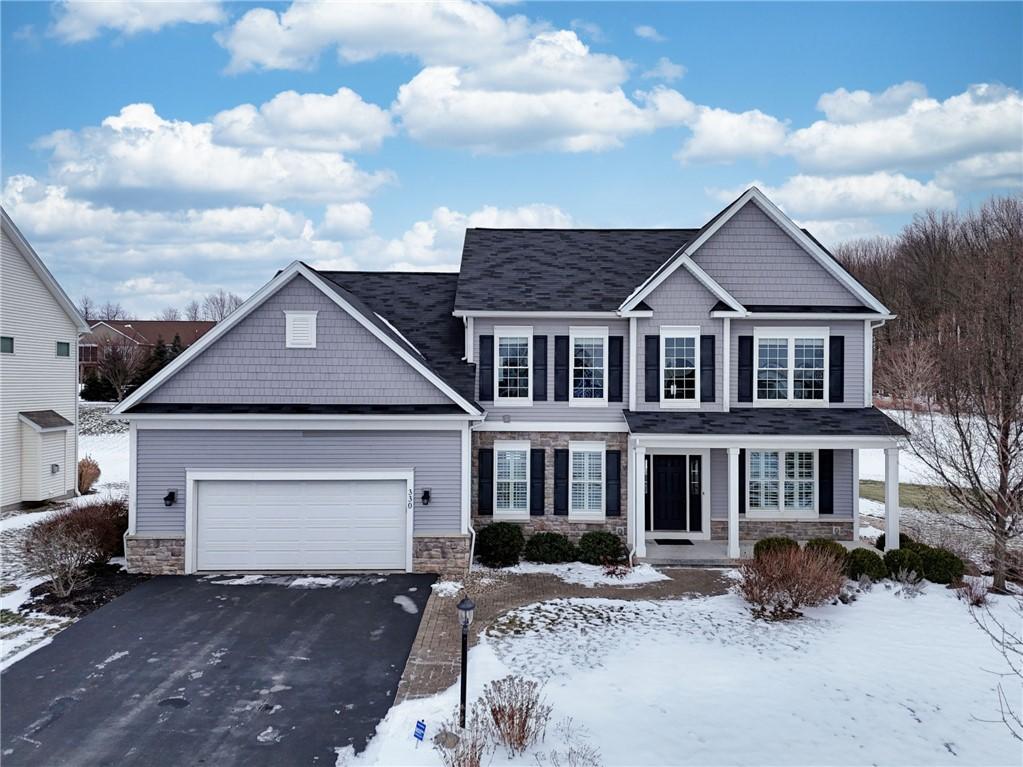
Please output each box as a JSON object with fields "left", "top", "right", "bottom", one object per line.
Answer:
{"left": 95, "top": 650, "right": 129, "bottom": 669}
{"left": 502, "top": 561, "right": 670, "bottom": 587}
{"left": 431, "top": 581, "right": 463, "bottom": 598}
{"left": 392, "top": 595, "right": 419, "bottom": 614}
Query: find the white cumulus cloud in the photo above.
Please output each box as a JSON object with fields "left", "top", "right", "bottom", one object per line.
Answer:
{"left": 634, "top": 25, "right": 665, "bottom": 42}
{"left": 677, "top": 107, "right": 788, "bottom": 163}
{"left": 642, "top": 57, "right": 686, "bottom": 83}
{"left": 816, "top": 81, "right": 929, "bottom": 124}
{"left": 51, "top": 0, "right": 225, "bottom": 43}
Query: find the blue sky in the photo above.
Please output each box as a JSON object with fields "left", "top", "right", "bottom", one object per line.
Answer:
{"left": 2, "top": 1, "right": 1021, "bottom": 316}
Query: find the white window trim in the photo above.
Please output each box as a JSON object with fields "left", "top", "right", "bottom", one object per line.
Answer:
{"left": 493, "top": 326, "right": 533, "bottom": 407}
{"left": 494, "top": 440, "right": 531, "bottom": 519}
{"left": 285, "top": 310, "right": 318, "bottom": 349}
{"left": 569, "top": 326, "right": 609, "bottom": 408}
{"left": 745, "top": 448, "right": 819, "bottom": 519}
{"left": 752, "top": 327, "right": 829, "bottom": 407}
{"left": 569, "top": 440, "right": 605, "bottom": 520}
{"left": 56, "top": 340, "right": 71, "bottom": 358}
{"left": 659, "top": 325, "right": 701, "bottom": 409}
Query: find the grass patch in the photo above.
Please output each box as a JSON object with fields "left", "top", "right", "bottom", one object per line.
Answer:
{"left": 859, "top": 480, "right": 955, "bottom": 511}
{"left": 0, "top": 584, "right": 17, "bottom": 596}
{"left": 0, "top": 608, "right": 27, "bottom": 627}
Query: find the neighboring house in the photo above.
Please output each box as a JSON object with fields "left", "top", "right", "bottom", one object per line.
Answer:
{"left": 112, "top": 188, "right": 908, "bottom": 575}
{"left": 79, "top": 320, "right": 216, "bottom": 378}
{"left": 1, "top": 208, "right": 90, "bottom": 510}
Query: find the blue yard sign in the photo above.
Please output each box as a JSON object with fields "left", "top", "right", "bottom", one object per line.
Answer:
{"left": 414, "top": 720, "right": 427, "bottom": 743}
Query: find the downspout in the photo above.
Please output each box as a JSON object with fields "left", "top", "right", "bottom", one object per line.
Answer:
{"left": 466, "top": 414, "right": 487, "bottom": 571}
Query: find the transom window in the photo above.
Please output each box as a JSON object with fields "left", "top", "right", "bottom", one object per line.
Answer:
{"left": 748, "top": 450, "right": 817, "bottom": 514}
{"left": 754, "top": 329, "right": 828, "bottom": 404}
{"left": 495, "top": 443, "right": 529, "bottom": 516}
{"left": 660, "top": 327, "right": 700, "bottom": 407}
{"left": 495, "top": 327, "right": 531, "bottom": 403}
{"left": 569, "top": 442, "right": 604, "bottom": 517}
{"left": 56, "top": 341, "right": 71, "bottom": 358}
{"left": 570, "top": 327, "right": 607, "bottom": 405}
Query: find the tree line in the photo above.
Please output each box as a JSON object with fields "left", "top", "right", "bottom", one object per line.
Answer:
{"left": 78, "top": 288, "right": 243, "bottom": 322}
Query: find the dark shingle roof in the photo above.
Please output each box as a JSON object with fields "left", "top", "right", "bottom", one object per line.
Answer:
{"left": 317, "top": 270, "right": 477, "bottom": 404}
{"left": 454, "top": 229, "right": 696, "bottom": 312}
{"left": 19, "top": 410, "right": 73, "bottom": 429}
{"left": 127, "top": 403, "right": 467, "bottom": 415}
{"left": 710, "top": 301, "right": 883, "bottom": 314}
{"left": 623, "top": 408, "right": 909, "bottom": 437}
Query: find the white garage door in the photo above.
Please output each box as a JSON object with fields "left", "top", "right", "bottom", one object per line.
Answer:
{"left": 196, "top": 478, "right": 408, "bottom": 571}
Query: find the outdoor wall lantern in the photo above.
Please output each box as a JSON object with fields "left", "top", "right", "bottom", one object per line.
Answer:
{"left": 50, "top": 463, "right": 60, "bottom": 474}
{"left": 421, "top": 488, "right": 432, "bottom": 506}
{"left": 457, "top": 596, "right": 476, "bottom": 728}
{"left": 163, "top": 490, "right": 177, "bottom": 507}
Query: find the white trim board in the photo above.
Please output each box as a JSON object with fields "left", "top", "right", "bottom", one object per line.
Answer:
{"left": 128, "top": 416, "right": 477, "bottom": 431}
{"left": 472, "top": 421, "right": 630, "bottom": 433}
{"left": 632, "top": 434, "right": 902, "bottom": 449}
{"left": 112, "top": 262, "right": 482, "bottom": 417}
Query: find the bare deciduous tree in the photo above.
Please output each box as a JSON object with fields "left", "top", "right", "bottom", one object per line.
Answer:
{"left": 157, "top": 306, "right": 181, "bottom": 320}
{"left": 201, "top": 289, "right": 243, "bottom": 321}
{"left": 970, "top": 596, "right": 1023, "bottom": 741}
{"left": 96, "top": 334, "right": 148, "bottom": 401}
{"left": 78, "top": 295, "right": 97, "bottom": 322}
{"left": 184, "top": 299, "right": 202, "bottom": 321}
{"left": 98, "top": 300, "right": 130, "bottom": 320}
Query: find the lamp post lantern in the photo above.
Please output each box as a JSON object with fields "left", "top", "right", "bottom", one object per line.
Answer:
{"left": 456, "top": 596, "right": 475, "bottom": 728}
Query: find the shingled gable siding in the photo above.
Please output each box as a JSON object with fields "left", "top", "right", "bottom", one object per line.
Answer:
{"left": 134, "top": 429, "right": 462, "bottom": 535}
{"left": 143, "top": 275, "right": 451, "bottom": 406}
{"left": 689, "top": 201, "right": 867, "bottom": 306}
{"left": 472, "top": 318, "right": 630, "bottom": 424}
{"left": 728, "top": 319, "right": 865, "bottom": 408}
{"left": 634, "top": 265, "right": 724, "bottom": 413}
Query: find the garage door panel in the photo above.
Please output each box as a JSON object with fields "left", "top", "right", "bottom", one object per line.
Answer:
{"left": 196, "top": 478, "right": 408, "bottom": 571}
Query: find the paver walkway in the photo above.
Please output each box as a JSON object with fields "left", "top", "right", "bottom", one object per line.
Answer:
{"left": 397, "top": 567, "right": 730, "bottom": 701}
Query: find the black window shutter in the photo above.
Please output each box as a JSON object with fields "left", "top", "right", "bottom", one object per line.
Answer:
{"left": 553, "top": 448, "right": 569, "bottom": 515}
{"left": 700, "top": 335, "right": 715, "bottom": 402}
{"left": 477, "top": 448, "right": 494, "bottom": 515}
{"left": 644, "top": 335, "right": 660, "bottom": 402}
{"left": 605, "top": 450, "right": 621, "bottom": 517}
{"left": 608, "top": 336, "right": 624, "bottom": 403}
{"left": 554, "top": 336, "right": 569, "bottom": 402}
{"left": 533, "top": 336, "right": 548, "bottom": 401}
{"left": 829, "top": 336, "right": 845, "bottom": 403}
{"left": 737, "top": 336, "right": 754, "bottom": 403}
{"left": 738, "top": 448, "right": 746, "bottom": 515}
{"left": 819, "top": 449, "right": 834, "bottom": 514}
{"left": 478, "top": 335, "right": 494, "bottom": 401}
{"left": 530, "top": 449, "right": 545, "bottom": 515}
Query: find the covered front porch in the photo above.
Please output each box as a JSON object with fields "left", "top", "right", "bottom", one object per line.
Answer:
{"left": 623, "top": 408, "right": 909, "bottom": 564}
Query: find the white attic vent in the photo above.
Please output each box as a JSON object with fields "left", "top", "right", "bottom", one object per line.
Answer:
{"left": 285, "top": 311, "right": 317, "bottom": 348}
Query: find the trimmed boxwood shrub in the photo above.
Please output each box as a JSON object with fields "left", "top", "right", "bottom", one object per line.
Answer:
{"left": 846, "top": 548, "right": 886, "bottom": 581}
{"left": 523, "top": 532, "right": 577, "bottom": 564}
{"left": 917, "top": 546, "right": 966, "bottom": 584}
{"left": 804, "top": 538, "right": 849, "bottom": 566}
{"left": 753, "top": 536, "right": 799, "bottom": 560}
{"left": 884, "top": 548, "right": 923, "bottom": 578}
{"left": 874, "top": 532, "right": 916, "bottom": 552}
{"left": 476, "top": 522, "right": 525, "bottom": 568}
{"left": 577, "top": 531, "right": 625, "bottom": 565}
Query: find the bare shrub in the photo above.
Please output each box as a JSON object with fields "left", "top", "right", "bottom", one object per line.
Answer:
{"left": 67, "top": 498, "right": 129, "bottom": 564}
{"left": 738, "top": 547, "right": 846, "bottom": 620}
{"left": 970, "top": 594, "right": 1023, "bottom": 740}
{"left": 434, "top": 703, "right": 493, "bottom": 767}
{"left": 957, "top": 578, "right": 990, "bottom": 607}
{"left": 893, "top": 568, "right": 926, "bottom": 599}
{"left": 77, "top": 456, "right": 101, "bottom": 493}
{"left": 23, "top": 519, "right": 101, "bottom": 598}
{"left": 601, "top": 561, "right": 629, "bottom": 579}
{"left": 481, "top": 675, "right": 552, "bottom": 756}
{"left": 543, "top": 718, "right": 602, "bottom": 767}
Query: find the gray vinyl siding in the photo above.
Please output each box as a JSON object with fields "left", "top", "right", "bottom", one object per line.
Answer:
{"left": 635, "top": 264, "right": 723, "bottom": 412}
{"left": 144, "top": 275, "right": 450, "bottom": 406}
{"left": 135, "top": 429, "right": 462, "bottom": 535}
{"left": 729, "top": 319, "right": 865, "bottom": 408}
{"left": 473, "top": 318, "right": 629, "bottom": 425}
{"left": 691, "top": 201, "right": 866, "bottom": 307}
{"left": 709, "top": 447, "right": 853, "bottom": 519}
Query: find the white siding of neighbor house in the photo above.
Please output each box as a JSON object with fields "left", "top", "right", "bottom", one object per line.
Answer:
{"left": 134, "top": 428, "right": 463, "bottom": 535}
{"left": 1, "top": 231, "right": 79, "bottom": 508}
{"left": 690, "top": 201, "right": 866, "bottom": 307}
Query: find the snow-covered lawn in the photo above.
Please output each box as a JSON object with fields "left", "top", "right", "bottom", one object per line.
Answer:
{"left": 354, "top": 586, "right": 1021, "bottom": 767}
{"left": 500, "top": 561, "right": 670, "bottom": 587}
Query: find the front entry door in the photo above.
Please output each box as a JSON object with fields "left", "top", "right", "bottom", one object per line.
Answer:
{"left": 650, "top": 454, "right": 703, "bottom": 533}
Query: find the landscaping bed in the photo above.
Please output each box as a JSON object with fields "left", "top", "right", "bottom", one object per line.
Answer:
{"left": 24, "top": 563, "right": 150, "bottom": 619}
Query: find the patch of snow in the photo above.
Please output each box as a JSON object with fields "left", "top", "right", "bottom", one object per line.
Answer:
{"left": 0, "top": 631, "right": 58, "bottom": 672}
{"left": 859, "top": 524, "right": 884, "bottom": 541}
{"left": 393, "top": 595, "right": 419, "bottom": 614}
{"left": 79, "top": 432, "right": 129, "bottom": 488}
{"left": 109, "top": 556, "right": 127, "bottom": 569}
{"left": 334, "top": 744, "right": 356, "bottom": 766}
{"left": 216, "top": 575, "right": 266, "bottom": 586}
{"left": 504, "top": 561, "right": 670, "bottom": 587}
{"left": 256, "top": 726, "right": 281, "bottom": 744}
{"left": 352, "top": 588, "right": 1021, "bottom": 767}
{"left": 288, "top": 576, "right": 338, "bottom": 589}
{"left": 95, "top": 650, "right": 129, "bottom": 669}
{"left": 0, "top": 508, "right": 61, "bottom": 533}
{"left": 431, "top": 581, "right": 463, "bottom": 598}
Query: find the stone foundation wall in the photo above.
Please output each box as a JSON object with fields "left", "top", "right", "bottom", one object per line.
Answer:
{"left": 471, "top": 431, "right": 630, "bottom": 541}
{"left": 125, "top": 535, "right": 185, "bottom": 575}
{"left": 413, "top": 535, "right": 471, "bottom": 576}
{"left": 710, "top": 518, "right": 855, "bottom": 541}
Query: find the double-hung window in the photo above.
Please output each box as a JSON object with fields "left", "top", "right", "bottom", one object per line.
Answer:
{"left": 660, "top": 326, "right": 700, "bottom": 407}
{"left": 754, "top": 328, "right": 828, "bottom": 404}
{"left": 494, "top": 327, "right": 532, "bottom": 405}
{"left": 748, "top": 450, "right": 817, "bottom": 515}
{"left": 569, "top": 327, "right": 608, "bottom": 405}
{"left": 569, "top": 441, "right": 604, "bottom": 518}
{"left": 494, "top": 441, "right": 530, "bottom": 517}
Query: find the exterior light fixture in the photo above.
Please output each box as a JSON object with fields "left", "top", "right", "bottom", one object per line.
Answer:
{"left": 163, "top": 490, "right": 176, "bottom": 507}
{"left": 457, "top": 596, "right": 476, "bottom": 728}
{"left": 421, "top": 488, "right": 432, "bottom": 506}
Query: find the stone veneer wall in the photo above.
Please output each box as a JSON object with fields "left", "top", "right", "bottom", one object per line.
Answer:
{"left": 413, "top": 535, "right": 470, "bottom": 575}
{"left": 471, "top": 431, "right": 629, "bottom": 542}
{"left": 710, "top": 518, "right": 854, "bottom": 541}
{"left": 125, "top": 535, "right": 185, "bottom": 575}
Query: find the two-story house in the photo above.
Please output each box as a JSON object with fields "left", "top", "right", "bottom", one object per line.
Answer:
{"left": 112, "top": 188, "right": 907, "bottom": 575}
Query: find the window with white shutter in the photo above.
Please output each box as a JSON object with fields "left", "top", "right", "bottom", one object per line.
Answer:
{"left": 285, "top": 311, "right": 317, "bottom": 348}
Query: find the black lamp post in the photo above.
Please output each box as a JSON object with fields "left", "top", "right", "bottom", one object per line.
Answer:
{"left": 456, "top": 596, "right": 476, "bottom": 728}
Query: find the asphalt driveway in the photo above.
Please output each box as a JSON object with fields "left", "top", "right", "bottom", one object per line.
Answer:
{"left": 1, "top": 573, "right": 436, "bottom": 766}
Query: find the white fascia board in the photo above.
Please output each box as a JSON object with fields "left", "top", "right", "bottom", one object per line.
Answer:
{"left": 712, "top": 311, "right": 895, "bottom": 321}
{"left": 632, "top": 434, "right": 901, "bottom": 449}
{"left": 129, "top": 415, "right": 480, "bottom": 431}
{"left": 473, "top": 420, "right": 630, "bottom": 433}
{"left": 453, "top": 310, "right": 625, "bottom": 319}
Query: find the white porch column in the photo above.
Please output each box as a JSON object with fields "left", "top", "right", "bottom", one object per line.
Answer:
{"left": 884, "top": 447, "right": 900, "bottom": 550}
{"left": 851, "top": 448, "right": 860, "bottom": 542}
{"left": 634, "top": 445, "right": 647, "bottom": 558}
{"left": 727, "top": 447, "right": 740, "bottom": 559}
